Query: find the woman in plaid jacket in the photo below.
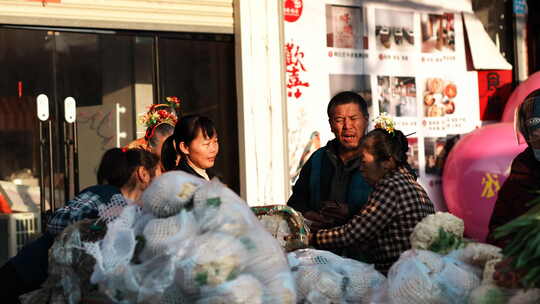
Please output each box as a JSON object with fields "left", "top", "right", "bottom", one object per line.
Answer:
{"left": 310, "top": 127, "right": 435, "bottom": 275}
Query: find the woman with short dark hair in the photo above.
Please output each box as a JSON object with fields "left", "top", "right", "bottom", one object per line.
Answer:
{"left": 161, "top": 114, "right": 219, "bottom": 180}
{"left": 310, "top": 124, "right": 435, "bottom": 275}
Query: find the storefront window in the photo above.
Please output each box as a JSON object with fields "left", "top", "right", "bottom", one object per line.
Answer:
{"left": 472, "top": 0, "right": 514, "bottom": 65}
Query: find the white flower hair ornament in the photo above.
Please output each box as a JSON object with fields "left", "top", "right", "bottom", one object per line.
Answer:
{"left": 373, "top": 112, "right": 396, "bottom": 135}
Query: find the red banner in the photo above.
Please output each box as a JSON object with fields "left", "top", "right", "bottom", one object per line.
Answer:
{"left": 477, "top": 70, "right": 513, "bottom": 121}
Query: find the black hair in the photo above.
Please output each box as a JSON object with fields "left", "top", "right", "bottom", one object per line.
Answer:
{"left": 97, "top": 148, "right": 160, "bottom": 189}
{"left": 147, "top": 123, "right": 175, "bottom": 148}
{"left": 518, "top": 89, "right": 540, "bottom": 141}
{"left": 361, "top": 128, "right": 416, "bottom": 178}
{"left": 327, "top": 91, "right": 369, "bottom": 119}
{"left": 161, "top": 114, "right": 217, "bottom": 171}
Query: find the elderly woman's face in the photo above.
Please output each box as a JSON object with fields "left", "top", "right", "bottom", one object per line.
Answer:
{"left": 359, "top": 144, "right": 387, "bottom": 186}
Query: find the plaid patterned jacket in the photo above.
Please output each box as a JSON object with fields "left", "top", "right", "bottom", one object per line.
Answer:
{"left": 47, "top": 185, "right": 126, "bottom": 236}
{"left": 315, "top": 166, "right": 435, "bottom": 274}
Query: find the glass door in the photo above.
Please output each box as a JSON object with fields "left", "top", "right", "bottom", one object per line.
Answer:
{"left": 0, "top": 28, "right": 52, "bottom": 219}
{"left": 0, "top": 27, "right": 153, "bottom": 231}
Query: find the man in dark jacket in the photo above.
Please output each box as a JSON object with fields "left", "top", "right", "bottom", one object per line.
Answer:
{"left": 488, "top": 89, "right": 540, "bottom": 247}
{"left": 287, "top": 91, "right": 372, "bottom": 231}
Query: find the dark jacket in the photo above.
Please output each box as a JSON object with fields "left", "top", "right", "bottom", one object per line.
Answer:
{"left": 175, "top": 159, "right": 216, "bottom": 180}
{"left": 287, "top": 139, "right": 371, "bottom": 217}
{"left": 488, "top": 147, "right": 540, "bottom": 246}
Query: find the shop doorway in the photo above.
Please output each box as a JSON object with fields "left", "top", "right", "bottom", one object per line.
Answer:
{"left": 0, "top": 27, "right": 238, "bottom": 236}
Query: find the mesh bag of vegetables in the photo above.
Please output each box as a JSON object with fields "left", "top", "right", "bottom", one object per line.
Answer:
{"left": 81, "top": 171, "right": 296, "bottom": 304}
{"left": 287, "top": 248, "right": 385, "bottom": 303}
{"left": 380, "top": 249, "right": 481, "bottom": 304}
{"left": 251, "top": 205, "right": 310, "bottom": 252}
{"left": 21, "top": 219, "right": 109, "bottom": 304}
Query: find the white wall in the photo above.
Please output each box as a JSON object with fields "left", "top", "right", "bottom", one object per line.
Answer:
{"left": 234, "top": 0, "right": 289, "bottom": 205}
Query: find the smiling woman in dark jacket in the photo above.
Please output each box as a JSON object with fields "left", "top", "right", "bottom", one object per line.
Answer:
{"left": 161, "top": 114, "right": 219, "bottom": 180}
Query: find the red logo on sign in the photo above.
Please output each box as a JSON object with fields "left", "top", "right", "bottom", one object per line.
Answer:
{"left": 285, "top": 41, "right": 309, "bottom": 99}
{"left": 284, "top": 0, "right": 303, "bottom": 23}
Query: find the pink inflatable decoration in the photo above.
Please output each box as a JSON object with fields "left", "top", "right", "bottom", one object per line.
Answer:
{"left": 443, "top": 123, "right": 526, "bottom": 241}
{"left": 501, "top": 71, "right": 540, "bottom": 122}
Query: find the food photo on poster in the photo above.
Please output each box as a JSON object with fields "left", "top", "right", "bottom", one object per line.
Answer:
{"left": 375, "top": 8, "right": 415, "bottom": 51}
{"left": 421, "top": 13, "right": 455, "bottom": 53}
{"left": 377, "top": 76, "right": 417, "bottom": 117}
{"left": 326, "top": 4, "right": 366, "bottom": 50}
{"left": 423, "top": 77, "right": 458, "bottom": 117}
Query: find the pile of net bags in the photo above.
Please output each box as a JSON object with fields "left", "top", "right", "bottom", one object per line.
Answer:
{"left": 379, "top": 211, "right": 540, "bottom": 304}
{"left": 21, "top": 219, "right": 111, "bottom": 304}
{"left": 368, "top": 249, "right": 482, "bottom": 303}
{"left": 43, "top": 171, "right": 296, "bottom": 304}
{"left": 252, "top": 205, "right": 310, "bottom": 252}
{"left": 287, "top": 248, "right": 385, "bottom": 303}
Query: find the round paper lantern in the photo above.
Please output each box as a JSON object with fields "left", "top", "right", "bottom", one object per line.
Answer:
{"left": 501, "top": 71, "right": 540, "bottom": 122}
{"left": 443, "top": 123, "right": 526, "bottom": 241}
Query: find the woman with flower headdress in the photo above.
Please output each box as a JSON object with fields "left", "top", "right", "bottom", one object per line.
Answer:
{"left": 309, "top": 114, "right": 435, "bottom": 275}
{"left": 125, "top": 96, "right": 181, "bottom": 159}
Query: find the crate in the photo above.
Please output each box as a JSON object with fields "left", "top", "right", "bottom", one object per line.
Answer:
{"left": 0, "top": 212, "right": 41, "bottom": 264}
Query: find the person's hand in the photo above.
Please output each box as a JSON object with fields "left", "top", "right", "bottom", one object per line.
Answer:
{"left": 303, "top": 211, "right": 334, "bottom": 232}
{"left": 320, "top": 201, "right": 349, "bottom": 225}
{"left": 308, "top": 232, "right": 316, "bottom": 246}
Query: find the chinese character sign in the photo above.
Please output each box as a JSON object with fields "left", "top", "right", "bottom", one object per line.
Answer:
{"left": 481, "top": 173, "right": 501, "bottom": 199}
{"left": 285, "top": 41, "right": 310, "bottom": 99}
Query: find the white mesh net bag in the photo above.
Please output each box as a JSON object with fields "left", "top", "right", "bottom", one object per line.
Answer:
{"left": 288, "top": 248, "right": 385, "bottom": 304}
{"left": 258, "top": 214, "right": 291, "bottom": 249}
{"left": 192, "top": 179, "right": 251, "bottom": 236}
{"left": 251, "top": 205, "right": 310, "bottom": 253}
{"left": 140, "top": 210, "right": 198, "bottom": 260}
{"left": 386, "top": 249, "right": 481, "bottom": 304}
{"left": 81, "top": 174, "right": 295, "bottom": 304}
{"left": 240, "top": 221, "right": 296, "bottom": 304}
{"left": 160, "top": 284, "right": 188, "bottom": 304}
{"left": 195, "top": 274, "right": 264, "bottom": 304}
{"left": 141, "top": 171, "right": 205, "bottom": 218}
{"left": 468, "top": 283, "right": 514, "bottom": 304}
{"left": 297, "top": 266, "right": 344, "bottom": 303}
{"left": 175, "top": 232, "right": 250, "bottom": 296}
{"left": 447, "top": 243, "right": 502, "bottom": 268}
{"left": 22, "top": 220, "right": 104, "bottom": 304}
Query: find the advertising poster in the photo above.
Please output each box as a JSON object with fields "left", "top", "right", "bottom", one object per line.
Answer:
{"left": 284, "top": 0, "right": 333, "bottom": 186}
{"left": 284, "top": 0, "right": 480, "bottom": 210}
{"left": 325, "top": 4, "right": 368, "bottom": 75}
